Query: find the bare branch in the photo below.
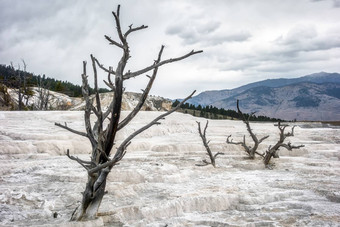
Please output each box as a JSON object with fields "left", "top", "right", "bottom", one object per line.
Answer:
{"left": 255, "top": 151, "right": 265, "bottom": 157}
{"left": 123, "top": 49, "right": 203, "bottom": 80}
{"left": 21, "top": 59, "right": 27, "bottom": 71}
{"left": 234, "top": 100, "right": 269, "bottom": 158}
{"left": 195, "top": 162, "right": 210, "bottom": 167}
{"left": 259, "top": 135, "right": 270, "bottom": 144}
{"left": 116, "top": 91, "right": 196, "bottom": 157}
{"left": 203, "top": 120, "right": 209, "bottom": 138}
{"left": 285, "top": 125, "right": 296, "bottom": 137}
{"left": 55, "top": 122, "right": 88, "bottom": 138}
{"left": 281, "top": 142, "right": 305, "bottom": 150}
{"left": 264, "top": 123, "right": 304, "bottom": 167}
{"left": 88, "top": 91, "right": 196, "bottom": 174}
{"left": 112, "top": 5, "right": 126, "bottom": 45}
{"left": 66, "top": 149, "right": 91, "bottom": 171}
{"left": 117, "top": 45, "right": 164, "bottom": 130}
{"left": 103, "top": 80, "right": 115, "bottom": 90}
{"left": 103, "top": 4, "right": 132, "bottom": 157}
{"left": 124, "top": 24, "right": 148, "bottom": 38}
{"left": 91, "top": 55, "right": 104, "bottom": 136}
{"left": 214, "top": 152, "right": 224, "bottom": 159}
{"left": 92, "top": 56, "right": 116, "bottom": 75}
{"left": 104, "top": 35, "right": 123, "bottom": 49}
{"left": 226, "top": 135, "right": 243, "bottom": 145}
{"left": 81, "top": 62, "right": 96, "bottom": 146}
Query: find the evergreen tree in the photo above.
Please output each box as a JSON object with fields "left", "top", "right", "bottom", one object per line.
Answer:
{"left": 55, "top": 81, "right": 64, "bottom": 92}
{"left": 172, "top": 99, "right": 180, "bottom": 107}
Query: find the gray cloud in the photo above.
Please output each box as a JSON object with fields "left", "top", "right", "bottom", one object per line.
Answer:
{"left": 0, "top": 0, "right": 339, "bottom": 99}
{"left": 333, "top": 0, "right": 340, "bottom": 7}
{"left": 310, "top": 0, "right": 340, "bottom": 7}
{"left": 274, "top": 25, "right": 340, "bottom": 56}
{"left": 166, "top": 22, "right": 251, "bottom": 46}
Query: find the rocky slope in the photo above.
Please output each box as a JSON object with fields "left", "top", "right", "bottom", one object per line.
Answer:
{"left": 0, "top": 86, "right": 172, "bottom": 112}
{"left": 185, "top": 72, "right": 340, "bottom": 121}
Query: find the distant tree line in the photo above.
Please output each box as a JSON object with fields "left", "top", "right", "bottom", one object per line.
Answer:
{"left": 172, "top": 99, "right": 283, "bottom": 122}
{"left": 0, "top": 64, "right": 110, "bottom": 97}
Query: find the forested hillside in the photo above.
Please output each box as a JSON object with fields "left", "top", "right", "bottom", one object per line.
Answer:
{"left": 0, "top": 64, "right": 110, "bottom": 97}
{"left": 173, "top": 100, "right": 283, "bottom": 122}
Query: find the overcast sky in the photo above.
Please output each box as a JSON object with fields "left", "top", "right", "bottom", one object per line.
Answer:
{"left": 1, "top": 0, "right": 340, "bottom": 99}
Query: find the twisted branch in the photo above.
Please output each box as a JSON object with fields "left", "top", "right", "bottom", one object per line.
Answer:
{"left": 88, "top": 90, "right": 196, "bottom": 174}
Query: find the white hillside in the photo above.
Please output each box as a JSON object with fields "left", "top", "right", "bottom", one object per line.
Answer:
{"left": 5, "top": 87, "right": 172, "bottom": 111}
{"left": 0, "top": 111, "right": 339, "bottom": 226}
{"left": 7, "top": 87, "right": 82, "bottom": 110}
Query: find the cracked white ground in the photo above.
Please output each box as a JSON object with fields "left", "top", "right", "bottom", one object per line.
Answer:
{"left": 0, "top": 111, "right": 339, "bottom": 226}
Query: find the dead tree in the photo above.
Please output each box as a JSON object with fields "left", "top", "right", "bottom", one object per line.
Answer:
{"left": 55, "top": 5, "right": 202, "bottom": 221}
{"left": 37, "top": 75, "right": 50, "bottom": 110}
{"left": 21, "top": 59, "right": 31, "bottom": 106}
{"left": 196, "top": 120, "right": 224, "bottom": 167}
{"left": 9, "top": 60, "right": 31, "bottom": 110}
{"left": 226, "top": 100, "right": 269, "bottom": 159}
{"left": 10, "top": 62, "right": 23, "bottom": 110}
{"left": 264, "top": 122, "right": 304, "bottom": 168}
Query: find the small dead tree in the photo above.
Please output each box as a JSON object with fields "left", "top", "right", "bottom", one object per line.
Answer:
{"left": 55, "top": 5, "right": 202, "bottom": 221}
{"left": 264, "top": 122, "right": 304, "bottom": 168}
{"left": 21, "top": 60, "right": 32, "bottom": 107}
{"left": 10, "top": 62, "right": 23, "bottom": 110}
{"left": 37, "top": 75, "right": 50, "bottom": 110}
{"left": 196, "top": 120, "right": 224, "bottom": 167}
{"left": 226, "top": 100, "right": 269, "bottom": 159}
{"left": 9, "top": 60, "right": 32, "bottom": 110}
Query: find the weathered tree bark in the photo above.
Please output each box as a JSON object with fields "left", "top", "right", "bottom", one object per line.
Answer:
{"left": 264, "top": 122, "right": 304, "bottom": 168}
{"left": 226, "top": 100, "right": 269, "bottom": 159}
{"left": 55, "top": 5, "right": 202, "bottom": 221}
{"left": 196, "top": 120, "right": 224, "bottom": 167}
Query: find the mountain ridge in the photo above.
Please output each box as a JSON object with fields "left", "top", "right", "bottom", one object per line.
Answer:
{"left": 185, "top": 72, "right": 340, "bottom": 121}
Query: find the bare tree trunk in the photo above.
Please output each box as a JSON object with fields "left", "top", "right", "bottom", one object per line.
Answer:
{"left": 71, "top": 165, "right": 110, "bottom": 221}
{"left": 55, "top": 5, "right": 202, "bottom": 221}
